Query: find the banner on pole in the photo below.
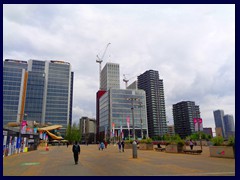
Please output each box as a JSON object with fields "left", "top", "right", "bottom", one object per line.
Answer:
{"left": 193, "top": 118, "right": 203, "bottom": 131}
{"left": 198, "top": 118, "right": 203, "bottom": 131}
{"left": 126, "top": 116, "right": 130, "bottom": 130}
{"left": 112, "top": 123, "right": 115, "bottom": 137}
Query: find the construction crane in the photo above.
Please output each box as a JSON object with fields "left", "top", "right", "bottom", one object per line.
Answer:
{"left": 123, "top": 74, "right": 139, "bottom": 89}
{"left": 123, "top": 74, "right": 129, "bottom": 89}
{"left": 96, "top": 43, "right": 111, "bottom": 89}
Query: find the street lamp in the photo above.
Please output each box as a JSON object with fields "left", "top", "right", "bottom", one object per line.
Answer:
{"left": 138, "top": 101, "right": 143, "bottom": 139}
{"left": 127, "top": 97, "right": 139, "bottom": 140}
{"left": 196, "top": 111, "right": 202, "bottom": 151}
{"left": 127, "top": 97, "right": 139, "bottom": 159}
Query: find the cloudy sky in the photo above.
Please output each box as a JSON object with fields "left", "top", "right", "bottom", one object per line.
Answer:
{"left": 3, "top": 4, "right": 235, "bottom": 133}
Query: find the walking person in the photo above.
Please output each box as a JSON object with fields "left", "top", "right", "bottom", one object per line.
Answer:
{"left": 100, "top": 141, "right": 105, "bottom": 150}
{"left": 97, "top": 141, "right": 100, "bottom": 150}
{"left": 121, "top": 140, "right": 125, "bottom": 152}
{"left": 189, "top": 139, "right": 194, "bottom": 150}
{"left": 117, "top": 141, "right": 121, "bottom": 152}
{"left": 72, "top": 141, "right": 80, "bottom": 165}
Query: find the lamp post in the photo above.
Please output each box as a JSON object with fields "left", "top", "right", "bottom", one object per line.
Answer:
{"left": 138, "top": 101, "right": 143, "bottom": 139}
{"left": 127, "top": 97, "right": 138, "bottom": 158}
{"left": 131, "top": 103, "right": 135, "bottom": 140}
{"left": 196, "top": 111, "right": 202, "bottom": 151}
{"left": 127, "top": 97, "right": 139, "bottom": 140}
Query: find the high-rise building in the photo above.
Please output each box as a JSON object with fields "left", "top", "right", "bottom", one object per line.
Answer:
{"left": 3, "top": 59, "right": 74, "bottom": 137}
{"left": 223, "top": 114, "right": 235, "bottom": 138}
{"left": 25, "top": 60, "right": 45, "bottom": 124}
{"left": 96, "top": 62, "right": 120, "bottom": 141}
{"left": 3, "top": 59, "right": 28, "bottom": 125}
{"left": 99, "top": 89, "right": 148, "bottom": 140}
{"left": 127, "top": 80, "right": 138, "bottom": 90}
{"left": 79, "top": 117, "right": 96, "bottom": 144}
{"left": 172, "top": 101, "right": 201, "bottom": 139}
{"left": 203, "top": 128, "right": 213, "bottom": 137}
{"left": 96, "top": 90, "right": 106, "bottom": 142}
{"left": 137, "top": 70, "right": 167, "bottom": 138}
{"left": 167, "top": 125, "right": 175, "bottom": 136}
{"left": 43, "top": 60, "right": 73, "bottom": 136}
{"left": 213, "top": 110, "right": 225, "bottom": 138}
{"left": 100, "top": 63, "right": 120, "bottom": 90}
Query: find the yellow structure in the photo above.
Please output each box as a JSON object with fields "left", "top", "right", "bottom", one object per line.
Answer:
{"left": 38, "top": 125, "right": 63, "bottom": 140}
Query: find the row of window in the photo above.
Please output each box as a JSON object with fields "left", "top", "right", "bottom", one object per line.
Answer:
{"left": 3, "top": 90, "right": 21, "bottom": 96}
{"left": 3, "top": 81, "right": 22, "bottom": 86}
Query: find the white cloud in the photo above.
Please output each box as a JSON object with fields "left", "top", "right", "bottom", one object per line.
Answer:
{"left": 3, "top": 4, "right": 235, "bottom": 131}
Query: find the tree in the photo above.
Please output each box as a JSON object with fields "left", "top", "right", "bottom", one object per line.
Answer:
{"left": 71, "top": 122, "right": 81, "bottom": 143}
{"left": 65, "top": 124, "right": 72, "bottom": 142}
{"left": 65, "top": 122, "right": 81, "bottom": 144}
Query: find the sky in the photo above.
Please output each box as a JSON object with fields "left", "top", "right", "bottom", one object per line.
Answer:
{"left": 3, "top": 4, "right": 235, "bottom": 134}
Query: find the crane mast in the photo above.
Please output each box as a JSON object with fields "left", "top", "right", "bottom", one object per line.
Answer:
{"left": 123, "top": 74, "right": 129, "bottom": 89}
{"left": 96, "top": 43, "right": 111, "bottom": 90}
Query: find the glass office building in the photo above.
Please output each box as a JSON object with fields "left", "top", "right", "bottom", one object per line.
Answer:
{"left": 213, "top": 110, "right": 226, "bottom": 138}
{"left": 43, "top": 60, "right": 73, "bottom": 135}
{"left": 3, "top": 59, "right": 73, "bottom": 136}
{"left": 25, "top": 60, "right": 45, "bottom": 123}
{"left": 99, "top": 88, "right": 148, "bottom": 140}
{"left": 3, "top": 59, "right": 28, "bottom": 125}
{"left": 223, "top": 114, "right": 235, "bottom": 138}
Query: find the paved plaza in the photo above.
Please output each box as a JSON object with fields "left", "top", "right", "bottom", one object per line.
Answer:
{"left": 3, "top": 144, "right": 235, "bottom": 176}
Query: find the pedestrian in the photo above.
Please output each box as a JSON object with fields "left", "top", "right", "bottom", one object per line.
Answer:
{"left": 100, "top": 141, "right": 105, "bottom": 150}
{"left": 66, "top": 141, "right": 69, "bottom": 148}
{"left": 121, "top": 140, "right": 125, "bottom": 152}
{"left": 97, "top": 141, "right": 100, "bottom": 150}
{"left": 117, "top": 141, "right": 121, "bottom": 152}
{"left": 72, "top": 141, "right": 80, "bottom": 164}
{"left": 104, "top": 141, "right": 108, "bottom": 148}
{"left": 189, "top": 139, "right": 194, "bottom": 150}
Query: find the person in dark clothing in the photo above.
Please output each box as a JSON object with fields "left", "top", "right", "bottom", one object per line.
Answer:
{"left": 121, "top": 140, "right": 125, "bottom": 152}
{"left": 72, "top": 141, "right": 80, "bottom": 164}
{"left": 189, "top": 139, "right": 194, "bottom": 150}
{"left": 117, "top": 141, "right": 121, "bottom": 152}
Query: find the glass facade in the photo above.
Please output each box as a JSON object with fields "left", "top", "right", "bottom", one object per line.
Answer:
{"left": 223, "top": 114, "right": 235, "bottom": 138}
{"left": 213, "top": 110, "right": 226, "bottom": 138}
{"left": 45, "top": 61, "right": 71, "bottom": 135}
{"left": 3, "top": 60, "right": 28, "bottom": 125}
{"left": 25, "top": 60, "right": 45, "bottom": 123}
{"left": 3, "top": 59, "right": 73, "bottom": 136}
{"left": 99, "top": 88, "right": 148, "bottom": 139}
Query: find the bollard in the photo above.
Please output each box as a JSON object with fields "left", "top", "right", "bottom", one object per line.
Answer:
{"left": 45, "top": 143, "right": 49, "bottom": 151}
{"left": 132, "top": 141, "right": 137, "bottom": 158}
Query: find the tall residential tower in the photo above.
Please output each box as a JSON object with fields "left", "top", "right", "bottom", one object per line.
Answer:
{"left": 172, "top": 101, "right": 201, "bottom": 139}
{"left": 137, "top": 70, "right": 168, "bottom": 138}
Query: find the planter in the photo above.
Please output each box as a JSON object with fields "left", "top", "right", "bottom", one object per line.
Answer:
{"left": 124, "top": 143, "right": 132, "bottom": 149}
{"left": 209, "top": 146, "right": 234, "bottom": 159}
{"left": 138, "top": 143, "right": 153, "bottom": 150}
{"left": 166, "top": 144, "right": 185, "bottom": 153}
